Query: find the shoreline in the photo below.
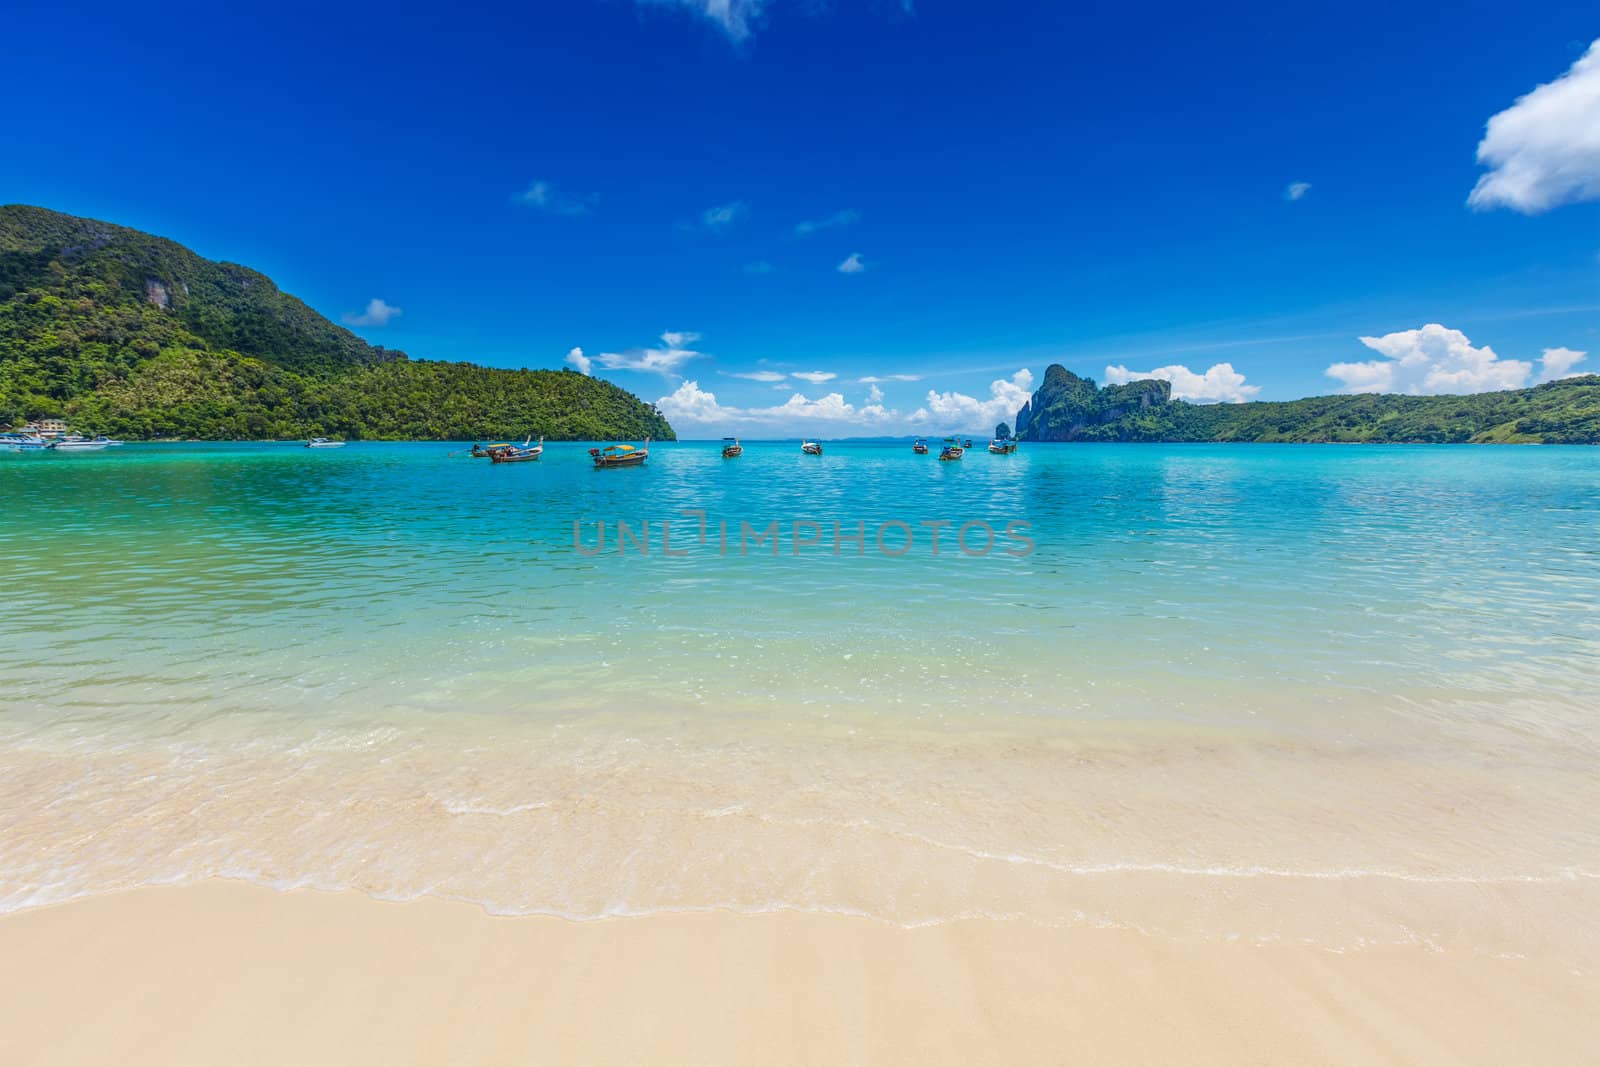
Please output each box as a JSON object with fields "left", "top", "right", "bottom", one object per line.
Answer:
{"left": 3, "top": 880, "right": 1596, "bottom": 1066}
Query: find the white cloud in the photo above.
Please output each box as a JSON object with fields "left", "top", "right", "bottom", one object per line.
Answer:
{"left": 642, "top": 0, "right": 769, "bottom": 41}
{"left": 728, "top": 370, "right": 787, "bottom": 382}
{"left": 858, "top": 374, "right": 922, "bottom": 383}
{"left": 1284, "top": 181, "right": 1312, "bottom": 201}
{"left": 795, "top": 209, "right": 860, "bottom": 237}
{"left": 922, "top": 369, "right": 1035, "bottom": 429}
{"left": 700, "top": 201, "right": 748, "bottom": 232}
{"left": 791, "top": 370, "right": 837, "bottom": 383}
{"left": 866, "top": 384, "right": 885, "bottom": 404}
{"left": 342, "top": 298, "right": 402, "bottom": 328}
{"left": 1325, "top": 324, "right": 1533, "bottom": 394}
{"left": 656, "top": 381, "right": 875, "bottom": 428}
{"left": 1104, "top": 362, "right": 1259, "bottom": 403}
{"left": 1540, "top": 346, "right": 1588, "bottom": 382}
{"left": 1468, "top": 39, "right": 1600, "bottom": 213}
{"left": 595, "top": 330, "right": 705, "bottom": 377}
{"left": 837, "top": 253, "right": 866, "bottom": 274}
{"left": 565, "top": 347, "right": 593, "bottom": 375}
{"left": 512, "top": 179, "right": 592, "bottom": 216}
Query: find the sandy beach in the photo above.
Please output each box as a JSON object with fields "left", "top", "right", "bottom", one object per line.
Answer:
{"left": 1, "top": 880, "right": 1595, "bottom": 1066}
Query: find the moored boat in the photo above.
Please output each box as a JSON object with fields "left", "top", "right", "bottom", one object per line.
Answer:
{"left": 52, "top": 435, "right": 110, "bottom": 452}
{"left": 912, "top": 437, "right": 929, "bottom": 454}
{"left": 1, "top": 432, "right": 52, "bottom": 452}
{"left": 306, "top": 437, "right": 345, "bottom": 448}
{"left": 801, "top": 440, "right": 823, "bottom": 455}
{"left": 987, "top": 439, "right": 1018, "bottom": 454}
{"left": 721, "top": 436, "right": 742, "bottom": 458}
{"left": 489, "top": 436, "right": 544, "bottom": 463}
{"left": 471, "top": 441, "right": 516, "bottom": 458}
{"left": 591, "top": 438, "right": 650, "bottom": 468}
{"left": 939, "top": 438, "right": 964, "bottom": 461}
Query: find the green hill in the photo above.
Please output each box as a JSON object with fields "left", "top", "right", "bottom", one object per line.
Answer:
{"left": 0, "top": 205, "right": 675, "bottom": 441}
{"left": 1015, "top": 365, "right": 1600, "bottom": 445}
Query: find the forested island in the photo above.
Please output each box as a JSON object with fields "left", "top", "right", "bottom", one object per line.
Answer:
{"left": 1015, "top": 365, "right": 1600, "bottom": 444}
{"left": 0, "top": 206, "right": 675, "bottom": 441}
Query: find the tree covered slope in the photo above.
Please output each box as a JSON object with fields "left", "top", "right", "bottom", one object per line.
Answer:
{"left": 0, "top": 205, "right": 674, "bottom": 441}
{"left": 1015, "top": 365, "right": 1600, "bottom": 444}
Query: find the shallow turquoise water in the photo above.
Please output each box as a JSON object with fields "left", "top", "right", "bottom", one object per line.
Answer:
{"left": 4, "top": 441, "right": 1596, "bottom": 733}
{"left": 2, "top": 442, "right": 1598, "bottom": 934}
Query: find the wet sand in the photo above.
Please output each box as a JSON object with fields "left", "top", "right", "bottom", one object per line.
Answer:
{"left": 2, "top": 880, "right": 1595, "bottom": 1066}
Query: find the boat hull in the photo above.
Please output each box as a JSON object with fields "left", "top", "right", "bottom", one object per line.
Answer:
{"left": 593, "top": 453, "right": 647, "bottom": 467}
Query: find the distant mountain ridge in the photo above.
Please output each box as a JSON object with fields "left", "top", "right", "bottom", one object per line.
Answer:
{"left": 1015, "top": 365, "right": 1600, "bottom": 444}
{"left": 0, "top": 205, "right": 675, "bottom": 441}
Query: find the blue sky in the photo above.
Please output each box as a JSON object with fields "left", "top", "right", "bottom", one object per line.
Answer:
{"left": 5, "top": 0, "right": 1598, "bottom": 434}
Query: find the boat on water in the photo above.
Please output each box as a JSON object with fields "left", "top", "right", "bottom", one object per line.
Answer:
{"left": 1, "top": 432, "right": 52, "bottom": 452}
{"left": 52, "top": 435, "right": 110, "bottom": 452}
{"left": 988, "top": 438, "right": 1018, "bottom": 454}
{"left": 470, "top": 441, "right": 516, "bottom": 458}
{"left": 939, "top": 438, "right": 964, "bottom": 461}
{"left": 964, "top": 438, "right": 974, "bottom": 448}
{"left": 913, "top": 437, "right": 929, "bottom": 454}
{"left": 489, "top": 436, "right": 544, "bottom": 463}
{"left": 591, "top": 438, "right": 650, "bottom": 468}
{"left": 801, "top": 440, "right": 823, "bottom": 456}
{"left": 721, "top": 437, "right": 743, "bottom": 458}
{"left": 306, "top": 437, "right": 345, "bottom": 448}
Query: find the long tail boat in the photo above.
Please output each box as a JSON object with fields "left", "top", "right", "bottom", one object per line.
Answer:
{"left": 489, "top": 436, "right": 544, "bottom": 463}
{"left": 801, "top": 440, "right": 823, "bottom": 455}
{"left": 987, "top": 439, "right": 1018, "bottom": 454}
{"left": 913, "top": 437, "right": 929, "bottom": 454}
{"left": 722, "top": 436, "right": 743, "bottom": 458}
{"left": 471, "top": 441, "right": 515, "bottom": 457}
{"left": 591, "top": 438, "right": 650, "bottom": 468}
{"left": 939, "top": 438, "right": 964, "bottom": 461}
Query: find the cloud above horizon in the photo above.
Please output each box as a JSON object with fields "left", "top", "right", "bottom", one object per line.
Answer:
{"left": 1468, "top": 39, "right": 1600, "bottom": 213}
{"left": 1538, "top": 346, "right": 1589, "bottom": 381}
{"left": 918, "top": 369, "right": 1035, "bottom": 429}
{"left": 1284, "top": 181, "right": 1312, "bottom": 201}
{"left": 700, "top": 201, "right": 748, "bottom": 232}
{"left": 795, "top": 209, "right": 860, "bottom": 237}
{"left": 1104, "top": 362, "right": 1258, "bottom": 403}
{"left": 1324, "top": 324, "right": 1548, "bottom": 394}
{"left": 342, "top": 298, "right": 402, "bottom": 328}
{"left": 594, "top": 330, "right": 706, "bottom": 376}
{"left": 837, "top": 253, "right": 866, "bottom": 274}
{"left": 791, "top": 370, "right": 837, "bottom": 383}
{"left": 656, "top": 380, "right": 869, "bottom": 426}
{"left": 641, "top": 0, "right": 770, "bottom": 42}
{"left": 565, "top": 346, "right": 593, "bottom": 375}
{"left": 512, "top": 179, "right": 593, "bottom": 216}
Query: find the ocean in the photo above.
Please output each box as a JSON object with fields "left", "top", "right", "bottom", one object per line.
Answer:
{"left": 2, "top": 441, "right": 1597, "bottom": 954}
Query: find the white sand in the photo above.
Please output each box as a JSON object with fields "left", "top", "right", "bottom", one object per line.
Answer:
{"left": 2, "top": 880, "right": 1595, "bottom": 1066}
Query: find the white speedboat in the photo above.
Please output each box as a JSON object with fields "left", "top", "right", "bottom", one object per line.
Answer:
{"left": 52, "top": 435, "right": 110, "bottom": 452}
{"left": 306, "top": 437, "right": 346, "bottom": 448}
